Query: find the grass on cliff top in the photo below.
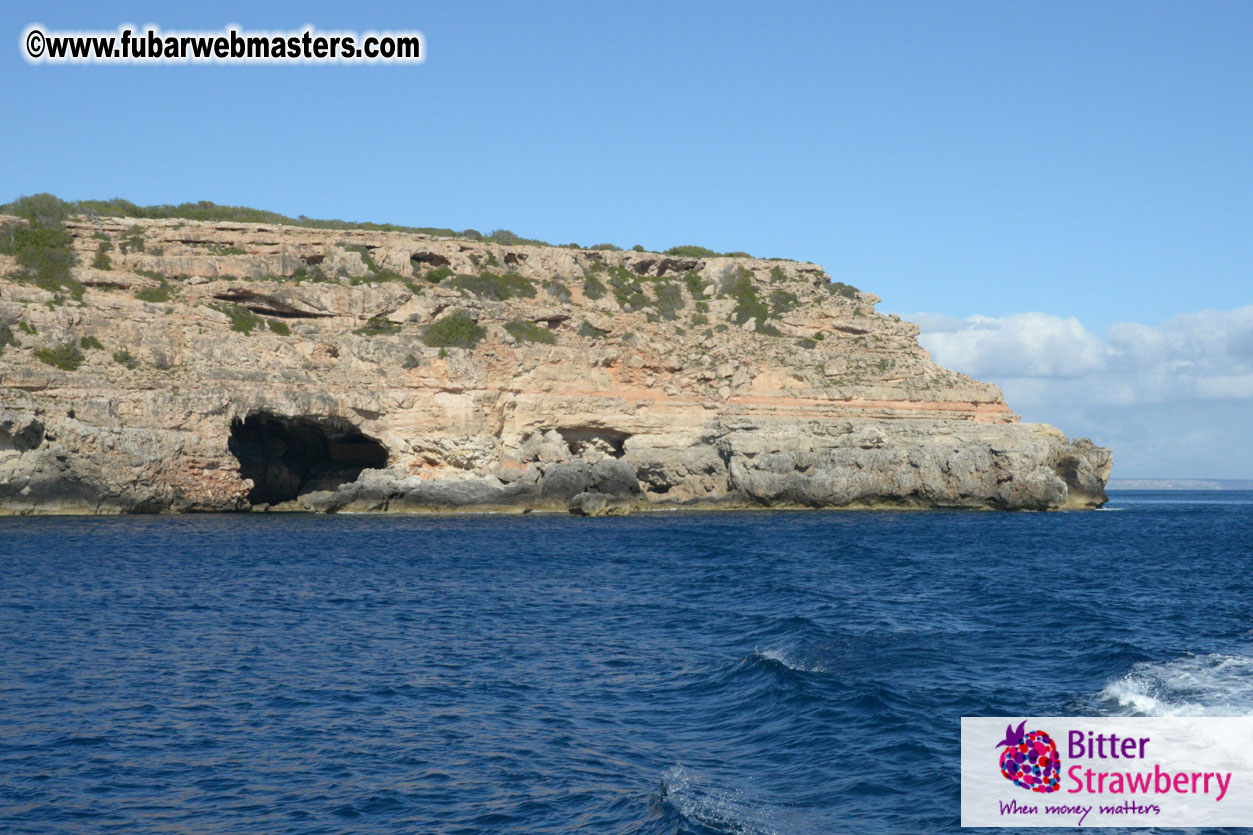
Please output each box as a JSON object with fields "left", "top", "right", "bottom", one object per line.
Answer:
{"left": 5, "top": 194, "right": 558, "bottom": 249}
{"left": 422, "top": 309, "right": 485, "bottom": 349}
{"left": 504, "top": 319, "right": 556, "bottom": 345}
{"left": 664, "top": 245, "right": 754, "bottom": 259}
{"left": 1, "top": 193, "right": 795, "bottom": 262}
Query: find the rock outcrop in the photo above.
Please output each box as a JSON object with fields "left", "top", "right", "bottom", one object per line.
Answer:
{"left": 0, "top": 214, "right": 1111, "bottom": 515}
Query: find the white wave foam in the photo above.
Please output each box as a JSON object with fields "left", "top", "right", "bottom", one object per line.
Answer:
{"left": 658, "top": 765, "right": 779, "bottom": 835}
{"left": 1101, "top": 654, "right": 1253, "bottom": 717}
{"left": 752, "top": 648, "right": 827, "bottom": 674}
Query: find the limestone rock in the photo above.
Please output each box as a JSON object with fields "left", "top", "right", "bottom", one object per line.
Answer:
{"left": 0, "top": 213, "right": 1112, "bottom": 514}
{"left": 568, "top": 492, "right": 632, "bottom": 517}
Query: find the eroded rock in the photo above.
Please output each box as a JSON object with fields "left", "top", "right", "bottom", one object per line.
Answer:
{"left": 0, "top": 214, "right": 1112, "bottom": 514}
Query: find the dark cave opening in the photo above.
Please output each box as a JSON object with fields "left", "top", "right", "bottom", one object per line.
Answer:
{"left": 558, "top": 427, "right": 631, "bottom": 459}
{"left": 228, "top": 413, "right": 388, "bottom": 506}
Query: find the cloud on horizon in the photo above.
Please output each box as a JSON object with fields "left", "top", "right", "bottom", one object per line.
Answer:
{"left": 906, "top": 306, "right": 1253, "bottom": 479}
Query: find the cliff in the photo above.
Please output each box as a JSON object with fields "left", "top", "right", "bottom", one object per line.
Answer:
{"left": 0, "top": 211, "right": 1111, "bottom": 515}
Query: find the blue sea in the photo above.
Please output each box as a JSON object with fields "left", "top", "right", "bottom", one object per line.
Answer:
{"left": 1, "top": 491, "right": 1251, "bottom": 833}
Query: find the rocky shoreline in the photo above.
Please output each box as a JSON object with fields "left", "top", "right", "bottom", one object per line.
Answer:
{"left": 0, "top": 205, "right": 1111, "bottom": 515}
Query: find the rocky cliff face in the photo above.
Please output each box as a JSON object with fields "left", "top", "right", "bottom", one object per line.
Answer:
{"left": 0, "top": 214, "right": 1111, "bottom": 515}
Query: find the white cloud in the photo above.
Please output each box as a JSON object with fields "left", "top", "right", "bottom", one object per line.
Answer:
{"left": 914, "top": 306, "right": 1253, "bottom": 404}
{"left": 911, "top": 312, "right": 1106, "bottom": 379}
{"left": 906, "top": 306, "right": 1253, "bottom": 478}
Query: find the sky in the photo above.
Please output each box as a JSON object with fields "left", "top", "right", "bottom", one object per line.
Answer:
{"left": 2, "top": 1, "right": 1250, "bottom": 478}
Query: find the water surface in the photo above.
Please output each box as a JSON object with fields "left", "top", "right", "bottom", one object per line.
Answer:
{"left": 1, "top": 492, "right": 1250, "bottom": 832}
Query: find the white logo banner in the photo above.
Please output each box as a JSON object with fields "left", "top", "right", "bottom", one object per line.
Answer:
{"left": 961, "top": 717, "right": 1253, "bottom": 827}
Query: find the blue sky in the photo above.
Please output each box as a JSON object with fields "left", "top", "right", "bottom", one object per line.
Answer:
{"left": 3, "top": 1, "right": 1251, "bottom": 477}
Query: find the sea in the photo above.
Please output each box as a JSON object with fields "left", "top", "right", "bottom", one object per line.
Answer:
{"left": 1, "top": 490, "right": 1250, "bottom": 833}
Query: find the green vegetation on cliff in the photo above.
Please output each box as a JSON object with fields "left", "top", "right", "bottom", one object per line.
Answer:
{"left": 422, "top": 309, "right": 485, "bottom": 349}
{"left": 504, "top": 319, "right": 556, "bottom": 345}
{"left": 0, "top": 194, "right": 83, "bottom": 301}
{"left": 446, "top": 271, "right": 536, "bottom": 302}
{"left": 211, "top": 303, "right": 264, "bottom": 335}
{"left": 34, "top": 341, "right": 84, "bottom": 371}
{"left": 2, "top": 193, "right": 795, "bottom": 264}
{"left": 354, "top": 315, "right": 400, "bottom": 336}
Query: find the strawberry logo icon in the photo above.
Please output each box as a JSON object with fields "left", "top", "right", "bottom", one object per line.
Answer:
{"left": 996, "top": 720, "right": 1061, "bottom": 793}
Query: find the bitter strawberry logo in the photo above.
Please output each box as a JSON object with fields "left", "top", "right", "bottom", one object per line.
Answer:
{"left": 996, "top": 720, "right": 1061, "bottom": 793}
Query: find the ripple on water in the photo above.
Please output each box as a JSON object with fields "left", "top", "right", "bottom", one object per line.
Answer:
{"left": 0, "top": 497, "right": 1248, "bottom": 833}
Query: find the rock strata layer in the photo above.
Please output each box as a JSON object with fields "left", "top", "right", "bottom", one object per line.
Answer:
{"left": 0, "top": 215, "right": 1111, "bottom": 514}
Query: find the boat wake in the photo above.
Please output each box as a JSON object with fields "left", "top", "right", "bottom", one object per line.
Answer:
{"left": 1100, "top": 653, "right": 1253, "bottom": 717}
{"left": 748, "top": 648, "right": 827, "bottom": 674}
{"left": 655, "top": 765, "right": 780, "bottom": 835}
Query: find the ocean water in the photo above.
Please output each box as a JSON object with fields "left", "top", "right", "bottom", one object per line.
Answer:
{"left": 1, "top": 491, "right": 1250, "bottom": 833}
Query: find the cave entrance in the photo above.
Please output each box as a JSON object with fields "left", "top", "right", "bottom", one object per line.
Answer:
{"left": 558, "top": 427, "right": 631, "bottom": 459}
{"left": 228, "top": 413, "right": 388, "bottom": 506}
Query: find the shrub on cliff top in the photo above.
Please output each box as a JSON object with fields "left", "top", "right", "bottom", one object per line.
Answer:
{"left": 664, "top": 245, "right": 719, "bottom": 259}
{"left": 664, "top": 244, "right": 755, "bottom": 259}
{"left": 3, "top": 193, "right": 73, "bottom": 226}
{"left": 57, "top": 197, "right": 474, "bottom": 240}
{"left": 483, "top": 229, "right": 552, "bottom": 247}
{"left": 422, "top": 309, "right": 485, "bottom": 349}
{"left": 0, "top": 200, "right": 83, "bottom": 300}
{"left": 504, "top": 319, "right": 556, "bottom": 345}
{"left": 827, "top": 281, "right": 860, "bottom": 300}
